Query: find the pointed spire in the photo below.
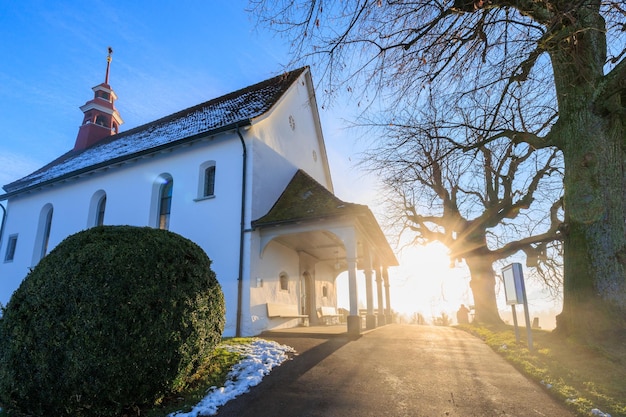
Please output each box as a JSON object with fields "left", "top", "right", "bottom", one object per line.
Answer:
{"left": 73, "top": 47, "right": 124, "bottom": 151}
{"left": 104, "top": 46, "right": 113, "bottom": 85}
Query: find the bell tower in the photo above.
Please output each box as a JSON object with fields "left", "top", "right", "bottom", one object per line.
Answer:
{"left": 74, "top": 47, "right": 124, "bottom": 151}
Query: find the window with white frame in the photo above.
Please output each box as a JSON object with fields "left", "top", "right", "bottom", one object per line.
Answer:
{"left": 197, "top": 161, "right": 216, "bottom": 199}
{"left": 4, "top": 234, "right": 18, "bottom": 262}
{"left": 96, "top": 195, "right": 106, "bottom": 226}
{"left": 87, "top": 190, "right": 107, "bottom": 228}
{"left": 42, "top": 208, "right": 52, "bottom": 257}
{"left": 32, "top": 204, "right": 53, "bottom": 265}
{"left": 158, "top": 177, "right": 173, "bottom": 230}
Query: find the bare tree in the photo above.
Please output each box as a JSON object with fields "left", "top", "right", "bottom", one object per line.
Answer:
{"left": 361, "top": 92, "right": 563, "bottom": 324}
{"left": 251, "top": 0, "right": 626, "bottom": 340}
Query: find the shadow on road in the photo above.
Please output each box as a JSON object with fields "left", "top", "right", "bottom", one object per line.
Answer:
{"left": 216, "top": 325, "right": 577, "bottom": 417}
{"left": 215, "top": 335, "right": 352, "bottom": 416}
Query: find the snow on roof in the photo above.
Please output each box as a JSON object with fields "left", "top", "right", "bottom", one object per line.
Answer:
{"left": 2, "top": 67, "right": 308, "bottom": 196}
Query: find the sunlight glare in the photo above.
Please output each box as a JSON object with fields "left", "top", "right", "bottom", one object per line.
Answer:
{"left": 391, "top": 242, "right": 472, "bottom": 320}
{"left": 336, "top": 242, "right": 472, "bottom": 323}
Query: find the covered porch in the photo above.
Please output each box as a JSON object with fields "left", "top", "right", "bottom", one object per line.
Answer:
{"left": 252, "top": 170, "right": 398, "bottom": 337}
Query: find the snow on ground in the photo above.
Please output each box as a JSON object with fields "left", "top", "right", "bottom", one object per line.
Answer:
{"left": 169, "top": 338, "right": 295, "bottom": 417}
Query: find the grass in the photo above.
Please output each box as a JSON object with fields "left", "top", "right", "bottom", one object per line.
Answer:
{"left": 458, "top": 323, "right": 626, "bottom": 417}
{"left": 142, "top": 337, "right": 253, "bottom": 417}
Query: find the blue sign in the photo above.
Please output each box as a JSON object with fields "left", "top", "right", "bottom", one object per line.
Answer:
{"left": 502, "top": 263, "right": 524, "bottom": 305}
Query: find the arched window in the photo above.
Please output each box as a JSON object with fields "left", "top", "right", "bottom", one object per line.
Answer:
{"left": 204, "top": 165, "right": 216, "bottom": 197}
{"left": 41, "top": 207, "right": 53, "bottom": 258}
{"left": 42, "top": 209, "right": 52, "bottom": 256}
{"left": 322, "top": 285, "right": 328, "bottom": 298}
{"left": 158, "top": 177, "right": 173, "bottom": 230}
{"left": 87, "top": 190, "right": 107, "bottom": 227}
{"left": 197, "top": 161, "right": 216, "bottom": 199}
{"left": 279, "top": 272, "right": 289, "bottom": 292}
{"left": 96, "top": 195, "right": 106, "bottom": 226}
{"left": 32, "top": 204, "right": 53, "bottom": 265}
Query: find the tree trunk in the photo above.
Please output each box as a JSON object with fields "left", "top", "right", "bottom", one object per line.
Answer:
{"left": 549, "top": 9, "right": 626, "bottom": 339}
{"left": 465, "top": 256, "right": 503, "bottom": 325}
{"left": 555, "top": 110, "right": 626, "bottom": 339}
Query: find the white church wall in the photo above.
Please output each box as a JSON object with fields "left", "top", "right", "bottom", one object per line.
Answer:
{"left": 315, "top": 262, "right": 339, "bottom": 308}
{"left": 0, "top": 134, "right": 246, "bottom": 336}
{"left": 248, "top": 239, "right": 301, "bottom": 332}
{"left": 0, "top": 182, "right": 110, "bottom": 304}
{"left": 248, "top": 72, "right": 332, "bottom": 220}
{"left": 0, "top": 194, "right": 48, "bottom": 304}
{"left": 244, "top": 236, "right": 342, "bottom": 333}
{"left": 132, "top": 136, "right": 244, "bottom": 336}
{"left": 248, "top": 140, "right": 298, "bottom": 221}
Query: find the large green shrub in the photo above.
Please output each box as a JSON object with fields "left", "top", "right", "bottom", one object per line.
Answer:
{"left": 0, "top": 226, "right": 225, "bottom": 417}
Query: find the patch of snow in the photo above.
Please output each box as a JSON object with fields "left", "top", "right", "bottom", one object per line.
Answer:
{"left": 540, "top": 380, "right": 552, "bottom": 389}
{"left": 169, "top": 338, "right": 295, "bottom": 417}
{"left": 591, "top": 409, "right": 611, "bottom": 417}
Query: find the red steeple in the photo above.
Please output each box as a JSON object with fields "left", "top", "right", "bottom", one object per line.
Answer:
{"left": 73, "top": 47, "right": 124, "bottom": 151}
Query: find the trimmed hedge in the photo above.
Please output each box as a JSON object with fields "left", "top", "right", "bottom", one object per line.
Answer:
{"left": 0, "top": 226, "right": 225, "bottom": 417}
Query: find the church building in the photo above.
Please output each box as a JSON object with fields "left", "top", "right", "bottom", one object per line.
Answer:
{"left": 0, "top": 51, "right": 397, "bottom": 337}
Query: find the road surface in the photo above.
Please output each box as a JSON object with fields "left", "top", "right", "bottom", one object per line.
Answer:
{"left": 215, "top": 324, "right": 575, "bottom": 417}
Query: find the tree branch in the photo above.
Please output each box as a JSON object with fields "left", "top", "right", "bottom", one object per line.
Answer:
{"left": 490, "top": 197, "right": 563, "bottom": 260}
{"left": 595, "top": 56, "right": 626, "bottom": 113}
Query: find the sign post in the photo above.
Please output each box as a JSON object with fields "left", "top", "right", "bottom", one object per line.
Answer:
{"left": 502, "top": 263, "right": 533, "bottom": 351}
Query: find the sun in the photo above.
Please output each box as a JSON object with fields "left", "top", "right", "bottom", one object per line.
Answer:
{"left": 336, "top": 242, "right": 472, "bottom": 321}
{"left": 389, "top": 242, "right": 472, "bottom": 318}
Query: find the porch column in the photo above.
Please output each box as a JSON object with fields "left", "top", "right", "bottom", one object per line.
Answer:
{"left": 364, "top": 250, "right": 376, "bottom": 330}
{"left": 376, "top": 266, "right": 385, "bottom": 325}
{"left": 345, "top": 233, "right": 360, "bottom": 337}
{"left": 383, "top": 266, "right": 393, "bottom": 324}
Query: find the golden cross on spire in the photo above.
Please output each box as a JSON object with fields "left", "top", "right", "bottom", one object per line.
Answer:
{"left": 105, "top": 46, "right": 113, "bottom": 84}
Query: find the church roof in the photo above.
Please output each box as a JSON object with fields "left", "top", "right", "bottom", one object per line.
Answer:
{"left": 253, "top": 170, "right": 399, "bottom": 266}
{"left": 2, "top": 67, "right": 308, "bottom": 197}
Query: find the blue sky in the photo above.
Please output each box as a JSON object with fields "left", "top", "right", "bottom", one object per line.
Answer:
{"left": 0, "top": 1, "right": 367, "bottom": 199}
{"left": 0, "top": 0, "right": 419, "bottom": 309}
{"left": 0, "top": 1, "right": 562, "bottom": 322}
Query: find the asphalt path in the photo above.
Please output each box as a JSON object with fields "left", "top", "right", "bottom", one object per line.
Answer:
{"left": 215, "top": 324, "right": 575, "bottom": 417}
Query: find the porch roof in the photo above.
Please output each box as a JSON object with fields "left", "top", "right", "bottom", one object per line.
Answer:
{"left": 252, "top": 170, "right": 398, "bottom": 267}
